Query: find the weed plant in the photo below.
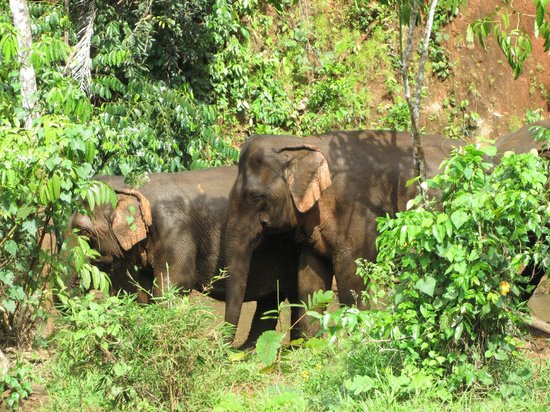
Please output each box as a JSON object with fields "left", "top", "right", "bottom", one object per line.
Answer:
{"left": 47, "top": 291, "right": 260, "bottom": 411}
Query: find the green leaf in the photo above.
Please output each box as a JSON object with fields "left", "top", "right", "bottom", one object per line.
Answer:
{"left": 454, "top": 322, "right": 464, "bottom": 342}
{"left": 120, "top": 162, "right": 132, "bottom": 176}
{"left": 255, "top": 330, "right": 284, "bottom": 367}
{"left": 450, "top": 210, "right": 468, "bottom": 230}
{"left": 481, "top": 145, "right": 497, "bottom": 157}
{"left": 0, "top": 270, "right": 14, "bottom": 285}
{"left": 81, "top": 267, "right": 91, "bottom": 290}
{"left": 113, "top": 362, "right": 130, "bottom": 377}
{"left": 22, "top": 219, "right": 38, "bottom": 236}
{"left": 415, "top": 276, "right": 436, "bottom": 297}
{"left": 2, "top": 299, "right": 16, "bottom": 314}
{"left": 306, "top": 289, "right": 334, "bottom": 310}
{"left": 228, "top": 351, "right": 247, "bottom": 362}
{"left": 4, "top": 240, "right": 18, "bottom": 257}
{"left": 344, "top": 375, "right": 375, "bottom": 395}
{"left": 10, "top": 286, "right": 25, "bottom": 300}
{"left": 466, "top": 25, "right": 474, "bottom": 44}
{"left": 91, "top": 266, "right": 101, "bottom": 290}
{"left": 304, "top": 337, "right": 329, "bottom": 350}
{"left": 76, "top": 164, "right": 93, "bottom": 180}
{"left": 51, "top": 174, "right": 61, "bottom": 200}
{"left": 536, "top": 2, "right": 545, "bottom": 31}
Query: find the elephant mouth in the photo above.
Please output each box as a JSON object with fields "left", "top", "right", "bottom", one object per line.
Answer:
{"left": 264, "top": 226, "right": 292, "bottom": 235}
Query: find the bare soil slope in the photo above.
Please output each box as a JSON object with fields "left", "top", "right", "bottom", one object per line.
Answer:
{"left": 424, "top": 0, "right": 549, "bottom": 138}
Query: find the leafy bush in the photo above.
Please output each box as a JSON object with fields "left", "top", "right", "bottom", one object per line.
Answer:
{"left": 0, "top": 115, "right": 114, "bottom": 345}
{"left": 0, "top": 2, "right": 116, "bottom": 345}
{"left": 49, "top": 291, "right": 256, "bottom": 411}
{"left": 322, "top": 144, "right": 549, "bottom": 395}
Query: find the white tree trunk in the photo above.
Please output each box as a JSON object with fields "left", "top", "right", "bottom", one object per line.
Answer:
{"left": 9, "top": 0, "right": 38, "bottom": 129}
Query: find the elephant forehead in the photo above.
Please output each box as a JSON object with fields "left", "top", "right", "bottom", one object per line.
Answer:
{"left": 245, "top": 147, "right": 282, "bottom": 174}
{"left": 247, "top": 145, "right": 269, "bottom": 166}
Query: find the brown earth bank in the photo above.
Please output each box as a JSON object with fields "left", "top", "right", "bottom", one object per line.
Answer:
{"left": 422, "top": 0, "right": 550, "bottom": 139}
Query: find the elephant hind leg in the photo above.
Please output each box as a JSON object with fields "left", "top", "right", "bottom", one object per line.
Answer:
{"left": 333, "top": 250, "right": 368, "bottom": 310}
{"left": 240, "top": 294, "right": 281, "bottom": 349}
{"left": 151, "top": 237, "right": 197, "bottom": 297}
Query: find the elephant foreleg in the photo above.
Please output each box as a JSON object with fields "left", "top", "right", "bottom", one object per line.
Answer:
{"left": 293, "top": 248, "right": 333, "bottom": 339}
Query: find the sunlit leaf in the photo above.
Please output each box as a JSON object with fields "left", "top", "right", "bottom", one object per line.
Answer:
{"left": 255, "top": 330, "right": 284, "bottom": 367}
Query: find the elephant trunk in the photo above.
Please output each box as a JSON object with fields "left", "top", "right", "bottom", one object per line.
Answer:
{"left": 223, "top": 215, "right": 261, "bottom": 337}
{"left": 224, "top": 243, "right": 253, "bottom": 332}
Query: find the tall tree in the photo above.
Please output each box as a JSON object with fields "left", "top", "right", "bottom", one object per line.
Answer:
{"left": 398, "top": 0, "right": 440, "bottom": 187}
{"left": 9, "top": 0, "right": 37, "bottom": 129}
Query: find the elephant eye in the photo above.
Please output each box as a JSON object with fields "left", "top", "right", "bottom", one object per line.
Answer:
{"left": 77, "top": 227, "right": 95, "bottom": 240}
{"left": 248, "top": 192, "right": 265, "bottom": 206}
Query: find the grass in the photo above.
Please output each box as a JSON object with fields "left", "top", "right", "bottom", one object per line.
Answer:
{"left": 11, "top": 291, "right": 549, "bottom": 411}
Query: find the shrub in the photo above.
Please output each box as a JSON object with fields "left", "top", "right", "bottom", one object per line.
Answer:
{"left": 0, "top": 116, "right": 113, "bottom": 346}
{"left": 323, "top": 144, "right": 549, "bottom": 394}
{"left": 50, "top": 291, "right": 242, "bottom": 410}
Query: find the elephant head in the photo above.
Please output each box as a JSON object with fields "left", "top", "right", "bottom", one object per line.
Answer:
{"left": 70, "top": 188, "right": 153, "bottom": 294}
{"left": 224, "top": 136, "right": 333, "bottom": 329}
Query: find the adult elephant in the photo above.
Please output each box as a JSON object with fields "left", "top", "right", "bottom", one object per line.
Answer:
{"left": 224, "top": 130, "right": 462, "bottom": 336}
{"left": 70, "top": 166, "right": 300, "bottom": 347}
{"left": 495, "top": 120, "right": 550, "bottom": 157}
{"left": 495, "top": 120, "right": 550, "bottom": 299}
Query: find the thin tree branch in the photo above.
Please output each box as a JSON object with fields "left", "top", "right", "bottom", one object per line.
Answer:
{"left": 399, "top": 0, "right": 429, "bottom": 190}
{"left": 400, "top": 0, "right": 419, "bottom": 104}
{"left": 408, "top": 0, "right": 439, "bottom": 185}
{"left": 402, "top": 2, "right": 419, "bottom": 76}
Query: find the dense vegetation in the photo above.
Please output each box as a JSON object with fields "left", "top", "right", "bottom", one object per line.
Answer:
{"left": 1, "top": 0, "right": 549, "bottom": 410}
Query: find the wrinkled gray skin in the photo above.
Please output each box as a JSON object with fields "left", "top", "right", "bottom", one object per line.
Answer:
{"left": 224, "top": 130, "right": 462, "bottom": 336}
{"left": 70, "top": 166, "right": 300, "bottom": 347}
{"left": 495, "top": 120, "right": 550, "bottom": 299}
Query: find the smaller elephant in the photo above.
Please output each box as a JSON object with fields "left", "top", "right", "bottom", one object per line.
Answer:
{"left": 69, "top": 166, "right": 300, "bottom": 347}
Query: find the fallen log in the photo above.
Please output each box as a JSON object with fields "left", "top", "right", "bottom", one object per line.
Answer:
{"left": 526, "top": 314, "right": 550, "bottom": 335}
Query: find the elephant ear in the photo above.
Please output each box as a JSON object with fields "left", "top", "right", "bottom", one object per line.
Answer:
{"left": 112, "top": 190, "right": 152, "bottom": 251}
{"left": 280, "top": 144, "right": 332, "bottom": 213}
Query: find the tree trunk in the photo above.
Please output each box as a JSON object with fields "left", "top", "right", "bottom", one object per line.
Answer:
{"left": 9, "top": 0, "right": 38, "bottom": 129}
{"left": 399, "top": 0, "right": 440, "bottom": 191}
